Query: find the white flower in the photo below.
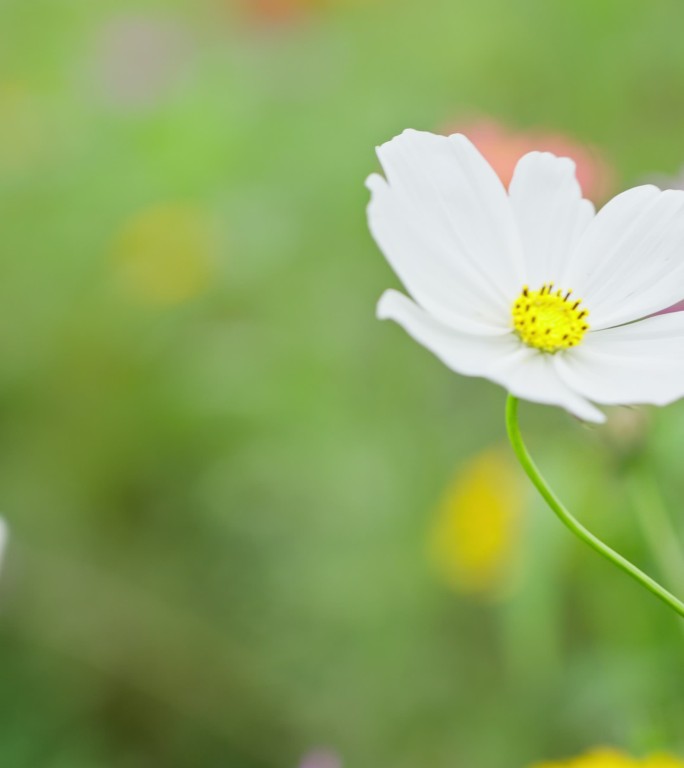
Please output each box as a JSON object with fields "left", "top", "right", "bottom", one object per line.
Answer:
{"left": 0, "top": 517, "right": 7, "bottom": 579}
{"left": 368, "top": 129, "right": 684, "bottom": 423}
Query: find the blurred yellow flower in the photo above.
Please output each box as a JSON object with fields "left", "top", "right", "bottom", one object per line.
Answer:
{"left": 112, "top": 203, "right": 216, "bottom": 306}
{"left": 428, "top": 445, "right": 524, "bottom": 596}
{"left": 643, "top": 758, "right": 684, "bottom": 768}
{"left": 535, "top": 749, "right": 684, "bottom": 768}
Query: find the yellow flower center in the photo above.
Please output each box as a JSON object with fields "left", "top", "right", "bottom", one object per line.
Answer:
{"left": 512, "top": 283, "right": 589, "bottom": 353}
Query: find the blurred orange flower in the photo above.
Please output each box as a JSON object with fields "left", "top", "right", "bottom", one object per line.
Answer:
{"left": 238, "top": 0, "right": 369, "bottom": 24}
{"left": 444, "top": 117, "right": 614, "bottom": 202}
{"left": 428, "top": 445, "right": 525, "bottom": 597}
{"left": 241, "top": 0, "right": 320, "bottom": 24}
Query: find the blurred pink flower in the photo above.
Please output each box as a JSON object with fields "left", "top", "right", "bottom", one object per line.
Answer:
{"left": 443, "top": 117, "right": 614, "bottom": 202}
{"left": 94, "top": 13, "right": 192, "bottom": 109}
{"left": 298, "top": 749, "right": 342, "bottom": 768}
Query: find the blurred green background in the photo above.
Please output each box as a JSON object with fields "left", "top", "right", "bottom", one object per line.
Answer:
{"left": 2, "top": 1, "right": 684, "bottom": 766}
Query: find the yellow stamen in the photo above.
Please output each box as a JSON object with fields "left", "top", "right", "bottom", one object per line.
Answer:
{"left": 512, "top": 283, "right": 589, "bottom": 353}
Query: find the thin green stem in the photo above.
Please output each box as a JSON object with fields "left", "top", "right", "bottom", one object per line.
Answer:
{"left": 505, "top": 395, "right": 684, "bottom": 620}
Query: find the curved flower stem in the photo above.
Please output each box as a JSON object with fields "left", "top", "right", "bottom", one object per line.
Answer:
{"left": 505, "top": 395, "right": 684, "bottom": 620}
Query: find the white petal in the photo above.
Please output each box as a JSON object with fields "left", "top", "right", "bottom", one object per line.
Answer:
{"left": 555, "top": 312, "right": 684, "bottom": 406}
{"left": 561, "top": 186, "right": 684, "bottom": 328}
{"left": 509, "top": 151, "right": 595, "bottom": 287}
{"left": 369, "top": 129, "right": 525, "bottom": 333}
{"left": 367, "top": 175, "right": 502, "bottom": 335}
{"left": 378, "top": 290, "right": 605, "bottom": 422}
{"left": 492, "top": 347, "right": 605, "bottom": 423}
{"left": 377, "top": 289, "right": 513, "bottom": 373}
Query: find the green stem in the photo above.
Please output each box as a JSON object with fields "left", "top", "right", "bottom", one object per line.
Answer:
{"left": 505, "top": 395, "right": 684, "bottom": 620}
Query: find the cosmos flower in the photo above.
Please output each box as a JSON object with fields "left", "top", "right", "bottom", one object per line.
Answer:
{"left": 368, "top": 129, "right": 684, "bottom": 424}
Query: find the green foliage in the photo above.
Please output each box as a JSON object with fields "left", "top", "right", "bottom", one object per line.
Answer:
{"left": 1, "top": 1, "right": 684, "bottom": 765}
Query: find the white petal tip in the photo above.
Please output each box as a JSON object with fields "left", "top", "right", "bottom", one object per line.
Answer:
{"left": 365, "top": 173, "right": 385, "bottom": 193}
{"left": 581, "top": 410, "right": 607, "bottom": 425}
{"left": 446, "top": 132, "right": 475, "bottom": 149}
{"left": 375, "top": 128, "right": 419, "bottom": 153}
{"left": 376, "top": 290, "right": 396, "bottom": 320}
{"left": 564, "top": 397, "right": 606, "bottom": 424}
{"left": 515, "top": 150, "right": 578, "bottom": 178}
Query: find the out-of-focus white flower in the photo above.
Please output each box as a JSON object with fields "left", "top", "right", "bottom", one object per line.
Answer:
{"left": 0, "top": 517, "right": 8, "bottom": 578}
{"left": 369, "top": 129, "right": 684, "bottom": 423}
